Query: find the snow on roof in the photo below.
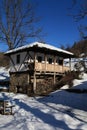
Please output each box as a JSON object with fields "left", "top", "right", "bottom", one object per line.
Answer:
{"left": 5, "top": 42, "right": 74, "bottom": 56}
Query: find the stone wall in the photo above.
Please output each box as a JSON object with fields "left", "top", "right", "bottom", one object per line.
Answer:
{"left": 35, "top": 76, "right": 58, "bottom": 95}
{"left": 10, "top": 72, "right": 33, "bottom": 96}
{"left": 10, "top": 72, "right": 61, "bottom": 96}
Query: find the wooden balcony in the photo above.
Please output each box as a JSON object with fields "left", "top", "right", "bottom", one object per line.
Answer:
{"left": 33, "top": 62, "right": 70, "bottom": 74}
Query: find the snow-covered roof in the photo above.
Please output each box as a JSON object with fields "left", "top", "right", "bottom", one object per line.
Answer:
{"left": 5, "top": 42, "right": 74, "bottom": 56}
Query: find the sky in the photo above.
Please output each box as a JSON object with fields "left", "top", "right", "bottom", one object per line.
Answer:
{"left": 0, "top": 0, "right": 82, "bottom": 52}
{"left": 32, "top": 0, "right": 80, "bottom": 47}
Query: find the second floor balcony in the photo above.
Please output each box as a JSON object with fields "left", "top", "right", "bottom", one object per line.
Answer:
{"left": 28, "top": 61, "right": 70, "bottom": 74}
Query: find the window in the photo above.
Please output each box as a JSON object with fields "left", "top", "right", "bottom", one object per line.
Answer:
{"left": 48, "top": 58, "right": 52, "bottom": 64}
{"left": 57, "top": 57, "right": 63, "bottom": 65}
{"left": 59, "top": 59, "right": 63, "bottom": 65}
{"left": 38, "top": 56, "right": 42, "bottom": 62}
{"left": 16, "top": 54, "right": 20, "bottom": 64}
{"left": 56, "top": 58, "right": 59, "bottom": 64}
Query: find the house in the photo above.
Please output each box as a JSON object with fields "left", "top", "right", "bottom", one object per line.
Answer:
{"left": 5, "top": 42, "right": 74, "bottom": 95}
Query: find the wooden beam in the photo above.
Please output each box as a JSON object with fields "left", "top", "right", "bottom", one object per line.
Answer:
{"left": 33, "top": 70, "right": 36, "bottom": 92}
{"left": 45, "top": 54, "right": 47, "bottom": 72}
{"left": 53, "top": 56, "right": 56, "bottom": 84}
{"left": 33, "top": 52, "right": 37, "bottom": 93}
{"left": 69, "top": 58, "right": 71, "bottom": 71}
{"left": 9, "top": 56, "right": 17, "bottom": 72}
{"left": 35, "top": 72, "right": 64, "bottom": 76}
{"left": 18, "top": 51, "right": 29, "bottom": 71}
{"left": 62, "top": 59, "right": 64, "bottom": 73}
{"left": 27, "top": 73, "right": 30, "bottom": 84}
{"left": 18, "top": 51, "right": 34, "bottom": 71}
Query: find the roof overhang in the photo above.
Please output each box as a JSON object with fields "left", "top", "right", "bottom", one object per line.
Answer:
{"left": 5, "top": 42, "right": 75, "bottom": 58}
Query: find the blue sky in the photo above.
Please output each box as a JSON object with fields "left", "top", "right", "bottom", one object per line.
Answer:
{"left": 0, "top": 0, "right": 82, "bottom": 52}
{"left": 33, "top": 0, "right": 82, "bottom": 46}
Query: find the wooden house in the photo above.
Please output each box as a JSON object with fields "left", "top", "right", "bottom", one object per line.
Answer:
{"left": 5, "top": 42, "right": 74, "bottom": 95}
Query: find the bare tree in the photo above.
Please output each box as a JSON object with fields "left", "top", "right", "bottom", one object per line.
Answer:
{"left": 0, "top": 0, "right": 42, "bottom": 50}
{"left": 72, "top": 0, "right": 87, "bottom": 20}
{"left": 70, "top": 0, "right": 87, "bottom": 39}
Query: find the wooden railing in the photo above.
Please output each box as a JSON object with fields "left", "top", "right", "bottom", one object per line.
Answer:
{"left": 35, "top": 62, "right": 70, "bottom": 73}
{"left": 10, "top": 62, "right": 70, "bottom": 73}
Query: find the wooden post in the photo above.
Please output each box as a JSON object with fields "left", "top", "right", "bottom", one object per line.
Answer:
{"left": 28, "top": 72, "right": 31, "bottom": 84}
{"left": 62, "top": 59, "right": 64, "bottom": 73}
{"left": 45, "top": 54, "right": 47, "bottom": 72}
{"left": 69, "top": 58, "right": 71, "bottom": 71}
{"left": 3, "top": 101, "right": 5, "bottom": 115}
{"left": 33, "top": 70, "right": 36, "bottom": 93}
{"left": 33, "top": 52, "right": 37, "bottom": 93}
{"left": 9, "top": 56, "right": 17, "bottom": 72}
{"left": 53, "top": 56, "right": 56, "bottom": 84}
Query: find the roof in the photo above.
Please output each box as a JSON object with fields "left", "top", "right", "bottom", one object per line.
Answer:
{"left": 5, "top": 42, "right": 74, "bottom": 58}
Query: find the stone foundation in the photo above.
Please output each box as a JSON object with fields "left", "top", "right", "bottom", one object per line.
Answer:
{"left": 10, "top": 72, "right": 33, "bottom": 96}
{"left": 35, "top": 76, "right": 58, "bottom": 95}
{"left": 10, "top": 72, "right": 61, "bottom": 96}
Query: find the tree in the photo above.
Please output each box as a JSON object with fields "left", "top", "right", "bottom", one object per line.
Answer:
{"left": 0, "top": 0, "right": 42, "bottom": 50}
{"left": 71, "top": 0, "right": 87, "bottom": 39}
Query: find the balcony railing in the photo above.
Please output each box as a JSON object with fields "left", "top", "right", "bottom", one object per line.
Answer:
{"left": 10, "top": 62, "right": 70, "bottom": 73}
{"left": 34, "top": 62, "right": 70, "bottom": 73}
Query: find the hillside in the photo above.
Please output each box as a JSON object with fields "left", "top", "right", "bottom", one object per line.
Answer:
{"left": 67, "top": 39, "right": 87, "bottom": 57}
{"left": 0, "top": 52, "right": 9, "bottom": 67}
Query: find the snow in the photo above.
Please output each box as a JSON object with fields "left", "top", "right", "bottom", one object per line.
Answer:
{"left": 64, "top": 57, "right": 87, "bottom": 71}
{"left": 0, "top": 65, "right": 87, "bottom": 130}
{"left": 72, "top": 73, "right": 87, "bottom": 90}
{"left": 0, "top": 67, "right": 9, "bottom": 81}
{"left": 5, "top": 42, "right": 74, "bottom": 56}
{"left": 0, "top": 73, "right": 87, "bottom": 130}
{"left": 0, "top": 67, "right": 9, "bottom": 89}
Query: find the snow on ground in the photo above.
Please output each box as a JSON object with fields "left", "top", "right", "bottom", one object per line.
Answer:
{"left": 73, "top": 73, "right": 87, "bottom": 90}
{"left": 64, "top": 58, "right": 87, "bottom": 71}
{"left": 0, "top": 67, "right": 9, "bottom": 89}
{"left": 0, "top": 74, "right": 87, "bottom": 130}
{"left": 61, "top": 72, "right": 87, "bottom": 90}
{"left": 0, "top": 67, "right": 9, "bottom": 81}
